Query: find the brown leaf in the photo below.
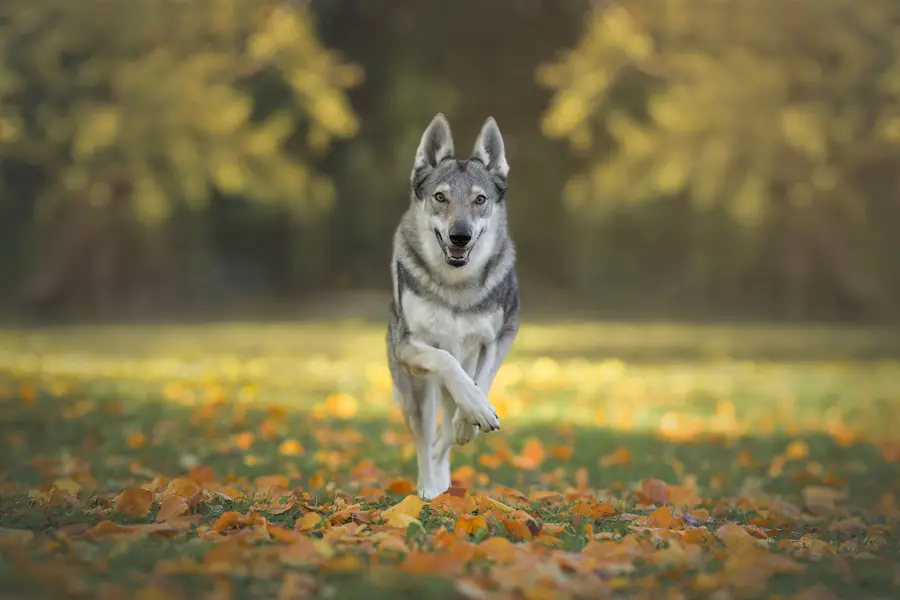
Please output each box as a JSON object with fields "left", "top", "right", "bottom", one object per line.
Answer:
{"left": 164, "top": 478, "right": 201, "bottom": 499}
{"left": 0, "top": 527, "right": 34, "bottom": 546}
{"left": 156, "top": 496, "right": 189, "bottom": 522}
{"left": 114, "top": 487, "right": 154, "bottom": 518}
{"left": 802, "top": 485, "right": 844, "bottom": 516}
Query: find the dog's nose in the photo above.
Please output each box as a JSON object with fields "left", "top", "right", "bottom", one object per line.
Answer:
{"left": 448, "top": 223, "right": 472, "bottom": 247}
{"left": 448, "top": 232, "right": 471, "bottom": 247}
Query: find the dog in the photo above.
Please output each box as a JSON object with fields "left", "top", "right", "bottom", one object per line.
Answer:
{"left": 386, "top": 113, "right": 519, "bottom": 500}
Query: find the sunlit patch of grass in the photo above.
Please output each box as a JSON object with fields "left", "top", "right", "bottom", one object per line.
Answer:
{"left": 0, "top": 320, "right": 899, "bottom": 599}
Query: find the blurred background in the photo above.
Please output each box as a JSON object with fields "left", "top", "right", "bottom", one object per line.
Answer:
{"left": 4, "top": 0, "right": 900, "bottom": 324}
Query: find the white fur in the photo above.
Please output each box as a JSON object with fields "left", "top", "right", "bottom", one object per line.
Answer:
{"left": 396, "top": 291, "right": 504, "bottom": 499}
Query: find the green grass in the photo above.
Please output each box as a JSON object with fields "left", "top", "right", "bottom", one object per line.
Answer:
{"left": 0, "top": 320, "right": 899, "bottom": 599}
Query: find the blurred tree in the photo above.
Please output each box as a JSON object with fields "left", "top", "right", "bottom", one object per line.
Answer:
{"left": 0, "top": 0, "right": 361, "bottom": 316}
{"left": 538, "top": 0, "right": 900, "bottom": 319}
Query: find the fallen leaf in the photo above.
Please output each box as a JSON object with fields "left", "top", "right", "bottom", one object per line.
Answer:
{"left": 295, "top": 512, "right": 322, "bottom": 532}
{"left": 381, "top": 494, "right": 427, "bottom": 529}
{"left": 114, "top": 487, "right": 153, "bottom": 518}
{"left": 454, "top": 514, "right": 488, "bottom": 537}
{"left": 156, "top": 496, "right": 189, "bottom": 522}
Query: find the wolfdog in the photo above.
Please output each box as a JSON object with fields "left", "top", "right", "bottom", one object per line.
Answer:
{"left": 386, "top": 113, "right": 519, "bottom": 500}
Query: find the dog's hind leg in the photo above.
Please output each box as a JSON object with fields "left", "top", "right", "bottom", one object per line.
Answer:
{"left": 405, "top": 378, "right": 444, "bottom": 501}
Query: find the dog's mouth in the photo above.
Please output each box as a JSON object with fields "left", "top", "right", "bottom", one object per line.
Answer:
{"left": 434, "top": 229, "right": 472, "bottom": 268}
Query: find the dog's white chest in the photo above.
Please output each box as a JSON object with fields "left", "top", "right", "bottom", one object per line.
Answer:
{"left": 401, "top": 291, "right": 502, "bottom": 359}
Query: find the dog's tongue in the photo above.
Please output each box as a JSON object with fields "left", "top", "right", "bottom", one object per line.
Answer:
{"left": 448, "top": 247, "right": 467, "bottom": 259}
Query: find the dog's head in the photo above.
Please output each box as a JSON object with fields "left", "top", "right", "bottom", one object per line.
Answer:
{"left": 409, "top": 113, "right": 510, "bottom": 269}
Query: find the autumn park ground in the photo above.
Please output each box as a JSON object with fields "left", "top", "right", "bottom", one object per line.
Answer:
{"left": 0, "top": 320, "right": 899, "bottom": 599}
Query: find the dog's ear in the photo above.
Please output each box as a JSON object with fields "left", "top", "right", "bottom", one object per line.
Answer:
{"left": 471, "top": 117, "right": 509, "bottom": 179}
{"left": 411, "top": 113, "right": 454, "bottom": 197}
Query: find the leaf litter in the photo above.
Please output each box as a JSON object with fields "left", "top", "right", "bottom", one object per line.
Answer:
{"left": 0, "top": 326, "right": 899, "bottom": 599}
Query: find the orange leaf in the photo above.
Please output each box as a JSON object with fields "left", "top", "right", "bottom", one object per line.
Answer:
{"left": 156, "top": 496, "right": 189, "bottom": 522}
{"left": 382, "top": 495, "right": 426, "bottom": 528}
{"left": 643, "top": 505, "right": 683, "bottom": 529}
{"left": 500, "top": 518, "right": 533, "bottom": 541}
{"left": 454, "top": 514, "right": 488, "bottom": 537}
{"left": 324, "top": 393, "right": 358, "bottom": 419}
{"left": 188, "top": 465, "right": 216, "bottom": 484}
{"left": 572, "top": 502, "right": 617, "bottom": 520}
{"left": 266, "top": 496, "right": 297, "bottom": 515}
{"left": 322, "top": 554, "right": 364, "bottom": 573}
{"left": 127, "top": 431, "right": 147, "bottom": 449}
{"left": 639, "top": 478, "right": 669, "bottom": 505}
{"left": 475, "top": 536, "right": 519, "bottom": 563}
{"left": 385, "top": 478, "right": 415, "bottom": 495}
{"left": 549, "top": 445, "right": 573, "bottom": 460}
{"left": 511, "top": 439, "right": 545, "bottom": 470}
{"left": 278, "top": 439, "right": 304, "bottom": 456}
{"left": 234, "top": 431, "right": 255, "bottom": 450}
{"left": 165, "top": 477, "right": 201, "bottom": 499}
{"left": 114, "top": 487, "right": 153, "bottom": 518}
{"left": 401, "top": 551, "right": 463, "bottom": 576}
{"left": 212, "top": 511, "right": 266, "bottom": 532}
{"left": 82, "top": 521, "right": 145, "bottom": 540}
{"left": 600, "top": 447, "right": 632, "bottom": 467}
{"left": 356, "top": 486, "right": 385, "bottom": 502}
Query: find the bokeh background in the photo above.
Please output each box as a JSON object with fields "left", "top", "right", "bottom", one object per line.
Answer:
{"left": 2, "top": 3, "right": 900, "bottom": 597}
{"left": 4, "top": 0, "right": 900, "bottom": 324}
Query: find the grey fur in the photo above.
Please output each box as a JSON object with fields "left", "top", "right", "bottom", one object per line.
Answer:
{"left": 386, "top": 113, "right": 519, "bottom": 500}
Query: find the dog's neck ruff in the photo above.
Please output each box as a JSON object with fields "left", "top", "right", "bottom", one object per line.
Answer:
{"left": 394, "top": 225, "right": 514, "bottom": 314}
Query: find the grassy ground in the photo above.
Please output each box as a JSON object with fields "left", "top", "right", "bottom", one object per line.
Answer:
{"left": 0, "top": 320, "right": 899, "bottom": 599}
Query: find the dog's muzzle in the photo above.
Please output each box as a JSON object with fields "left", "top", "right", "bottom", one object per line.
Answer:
{"left": 434, "top": 229, "right": 473, "bottom": 268}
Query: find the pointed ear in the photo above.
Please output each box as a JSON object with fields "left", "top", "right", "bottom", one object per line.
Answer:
{"left": 471, "top": 117, "right": 509, "bottom": 179}
{"left": 411, "top": 113, "right": 454, "bottom": 196}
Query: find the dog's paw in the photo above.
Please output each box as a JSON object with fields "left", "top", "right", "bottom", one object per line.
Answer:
{"left": 458, "top": 386, "right": 500, "bottom": 431}
{"left": 452, "top": 413, "right": 479, "bottom": 446}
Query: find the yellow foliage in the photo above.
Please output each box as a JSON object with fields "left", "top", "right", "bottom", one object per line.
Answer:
{"left": 0, "top": 0, "right": 362, "bottom": 224}
{"left": 537, "top": 0, "right": 900, "bottom": 224}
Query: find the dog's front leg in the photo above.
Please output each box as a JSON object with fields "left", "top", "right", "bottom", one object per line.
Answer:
{"left": 395, "top": 339, "right": 500, "bottom": 432}
{"left": 404, "top": 378, "right": 443, "bottom": 500}
{"left": 475, "top": 326, "right": 517, "bottom": 392}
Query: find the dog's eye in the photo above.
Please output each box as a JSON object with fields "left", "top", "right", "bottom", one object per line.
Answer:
{"left": 474, "top": 194, "right": 487, "bottom": 205}
{"left": 433, "top": 192, "right": 447, "bottom": 203}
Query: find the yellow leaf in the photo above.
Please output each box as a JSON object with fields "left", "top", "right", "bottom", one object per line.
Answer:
{"left": 52, "top": 478, "right": 81, "bottom": 495}
{"left": 642, "top": 505, "right": 683, "bottom": 530}
{"left": 295, "top": 512, "right": 322, "bottom": 532}
{"left": 381, "top": 494, "right": 427, "bottom": 528}
{"left": 785, "top": 440, "right": 809, "bottom": 460}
